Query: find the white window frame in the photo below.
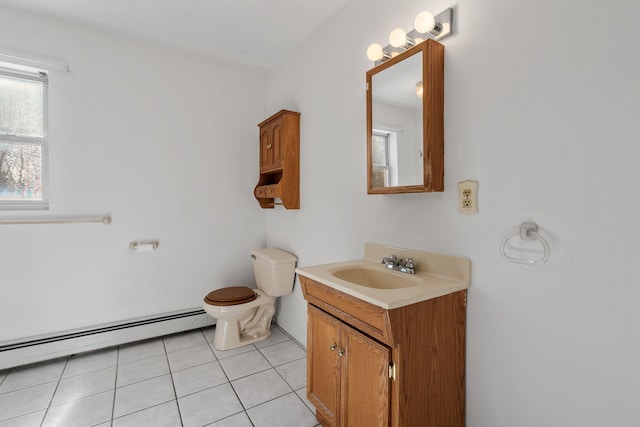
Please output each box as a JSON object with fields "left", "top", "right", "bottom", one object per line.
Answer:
{"left": 372, "top": 130, "right": 390, "bottom": 187}
{"left": 0, "top": 66, "right": 49, "bottom": 210}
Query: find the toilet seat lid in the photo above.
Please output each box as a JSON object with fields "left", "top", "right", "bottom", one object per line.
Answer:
{"left": 204, "top": 286, "right": 257, "bottom": 306}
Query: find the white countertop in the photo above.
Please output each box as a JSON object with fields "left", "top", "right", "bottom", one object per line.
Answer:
{"left": 296, "top": 243, "right": 471, "bottom": 310}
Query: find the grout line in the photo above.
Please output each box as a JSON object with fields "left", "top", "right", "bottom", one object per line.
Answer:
{"left": 110, "top": 400, "right": 179, "bottom": 424}
{"left": 225, "top": 365, "right": 274, "bottom": 383}
{"left": 0, "top": 378, "right": 59, "bottom": 397}
{"left": 110, "top": 346, "right": 119, "bottom": 427}
{"left": 245, "top": 391, "right": 308, "bottom": 413}
{"left": 57, "top": 349, "right": 119, "bottom": 380}
{"left": 163, "top": 329, "right": 210, "bottom": 355}
{"left": 208, "top": 410, "right": 254, "bottom": 426}
{"left": 210, "top": 344, "right": 258, "bottom": 361}
{"left": 0, "top": 358, "right": 68, "bottom": 396}
{"left": 0, "top": 409, "right": 47, "bottom": 426}
{"left": 294, "top": 386, "right": 317, "bottom": 417}
{"left": 273, "top": 323, "right": 307, "bottom": 351}
{"left": 40, "top": 356, "right": 69, "bottom": 427}
{"left": 162, "top": 335, "right": 184, "bottom": 426}
{"left": 177, "top": 379, "right": 232, "bottom": 400}
{"left": 271, "top": 358, "right": 306, "bottom": 390}
{"left": 117, "top": 351, "right": 167, "bottom": 367}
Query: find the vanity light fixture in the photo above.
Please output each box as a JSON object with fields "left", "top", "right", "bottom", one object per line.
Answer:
{"left": 389, "top": 28, "right": 415, "bottom": 49}
{"left": 366, "top": 7, "right": 453, "bottom": 65}
{"left": 415, "top": 11, "right": 442, "bottom": 36}
{"left": 366, "top": 43, "right": 391, "bottom": 62}
{"left": 415, "top": 81, "right": 424, "bottom": 98}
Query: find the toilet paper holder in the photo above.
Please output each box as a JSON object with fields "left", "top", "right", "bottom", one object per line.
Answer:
{"left": 129, "top": 241, "right": 159, "bottom": 252}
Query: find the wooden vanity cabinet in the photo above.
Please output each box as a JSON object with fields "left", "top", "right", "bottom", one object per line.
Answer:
{"left": 254, "top": 110, "right": 300, "bottom": 209}
{"left": 308, "top": 305, "right": 391, "bottom": 427}
{"left": 301, "top": 276, "right": 466, "bottom": 427}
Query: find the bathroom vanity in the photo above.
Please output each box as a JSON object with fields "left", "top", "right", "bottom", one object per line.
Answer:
{"left": 297, "top": 244, "right": 470, "bottom": 427}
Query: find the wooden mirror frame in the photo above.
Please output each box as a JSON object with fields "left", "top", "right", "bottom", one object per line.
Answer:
{"left": 366, "top": 39, "right": 444, "bottom": 194}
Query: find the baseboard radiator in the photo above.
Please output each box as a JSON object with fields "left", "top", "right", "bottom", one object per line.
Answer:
{"left": 0, "top": 308, "right": 215, "bottom": 370}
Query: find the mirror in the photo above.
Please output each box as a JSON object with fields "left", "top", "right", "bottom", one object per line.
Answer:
{"left": 366, "top": 39, "right": 444, "bottom": 194}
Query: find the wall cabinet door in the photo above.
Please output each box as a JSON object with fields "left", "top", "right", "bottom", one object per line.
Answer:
{"left": 259, "top": 116, "right": 283, "bottom": 172}
{"left": 259, "top": 126, "right": 272, "bottom": 171}
{"left": 307, "top": 305, "right": 391, "bottom": 427}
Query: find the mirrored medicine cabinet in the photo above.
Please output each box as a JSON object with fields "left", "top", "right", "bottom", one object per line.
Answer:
{"left": 366, "top": 39, "right": 444, "bottom": 194}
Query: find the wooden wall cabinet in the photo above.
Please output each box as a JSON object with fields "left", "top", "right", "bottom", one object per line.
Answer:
{"left": 301, "top": 276, "right": 466, "bottom": 427}
{"left": 254, "top": 110, "right": 300, "bottom": 209}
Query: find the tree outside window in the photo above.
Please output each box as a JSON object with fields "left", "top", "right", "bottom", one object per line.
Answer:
{"left": 0, "top": 68, "right": 47, "bottom": 209}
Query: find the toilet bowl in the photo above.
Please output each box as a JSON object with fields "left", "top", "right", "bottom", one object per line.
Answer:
{"left": 203, "top": 248, "right": 297, "bottom": 350}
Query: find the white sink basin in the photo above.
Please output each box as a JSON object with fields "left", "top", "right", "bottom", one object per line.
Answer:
{"left": 295, "top": 243, "right": 471, "bottom": 309}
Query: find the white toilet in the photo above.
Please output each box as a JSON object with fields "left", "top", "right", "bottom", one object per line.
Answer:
{"left": 202, "top": 248, "right": 297, "bottom": 350}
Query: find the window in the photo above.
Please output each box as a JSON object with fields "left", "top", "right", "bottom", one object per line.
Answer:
{"left": 0, "top": 67, "right": 47, "bottom": 209}
{"left": 371, "top": 131, "right": 390, "bottom": 188}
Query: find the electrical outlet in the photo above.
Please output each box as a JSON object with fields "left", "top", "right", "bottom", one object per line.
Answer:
{"left": 458, "top": 180, "right": 479, "bottom": 215}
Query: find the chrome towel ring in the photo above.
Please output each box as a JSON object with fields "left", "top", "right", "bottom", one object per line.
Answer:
{"left": 500, "top": 222, "right": 550, "bottom": 266}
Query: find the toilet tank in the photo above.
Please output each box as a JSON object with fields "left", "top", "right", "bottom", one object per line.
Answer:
{"left": 252, "top": 248, "right": 297, "bottom": 296}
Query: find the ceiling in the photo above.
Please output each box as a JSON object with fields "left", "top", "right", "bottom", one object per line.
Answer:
{"left": 0, "top": 0, "right": 352, "bottom": 68}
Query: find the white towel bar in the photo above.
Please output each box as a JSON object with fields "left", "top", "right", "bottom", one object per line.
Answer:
{"left": 0, "top": 216, "right": 111, "bottom": 225}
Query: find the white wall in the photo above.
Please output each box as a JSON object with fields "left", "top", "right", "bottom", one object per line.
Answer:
{"left": 0, "top": 8, "right": 267, "bottom": 341}
{"left": 266, "top": 0, "right": 640, "bottom": 425}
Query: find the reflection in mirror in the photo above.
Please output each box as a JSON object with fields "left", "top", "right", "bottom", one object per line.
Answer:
{"left": 371, "top": 50, "right": 423, "bottom": 187}
{"left": 366, "top": 39, "right": 444, "bottom": 194}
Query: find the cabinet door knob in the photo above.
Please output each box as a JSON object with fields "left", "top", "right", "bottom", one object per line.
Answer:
{"left": 267, "top": 144, "right": 272, "bottom": 149}
{"left": 338, "top": 349, "right": 345, "bottom": 357}
{"left": 330, "top": 344, "right": 337, "bottom": 351}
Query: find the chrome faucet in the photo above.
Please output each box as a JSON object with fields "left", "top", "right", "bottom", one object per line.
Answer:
{"left": 381, "top": 255, "right": 415, "bottom": 274}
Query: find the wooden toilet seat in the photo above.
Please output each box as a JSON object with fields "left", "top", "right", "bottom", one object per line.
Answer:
{"left": 204, "top": 286, "right": 257, "bottom": 306}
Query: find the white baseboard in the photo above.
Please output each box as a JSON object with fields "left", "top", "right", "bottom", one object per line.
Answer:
{"left": 0, "top": 308, "right": 215, "bottom": 370}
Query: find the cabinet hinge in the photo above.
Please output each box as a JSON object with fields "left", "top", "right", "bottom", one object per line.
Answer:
{"left": 388, "top": 362, "right": 396, "bottom": 381}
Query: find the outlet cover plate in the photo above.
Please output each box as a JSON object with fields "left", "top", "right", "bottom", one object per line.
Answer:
{"left": 458, "top": 180, "right": 479, "bottom": 215}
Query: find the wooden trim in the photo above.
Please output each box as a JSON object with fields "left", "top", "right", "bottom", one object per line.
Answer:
{"left": 424, "top": 40, "right": 444, "bottom": 191}
{"left": 301, "top": 277, "right": 393, "bottom": 345}
{"left": 366, "top": 39, "right": 444, "bottom": 194}
{"left": 257, "top": 109, "right": 300, "bottom": 128}
{"left": 388, "top": 291, "right": 466, "bottom": 427}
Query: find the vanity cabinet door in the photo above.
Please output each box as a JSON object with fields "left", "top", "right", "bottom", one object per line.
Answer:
{"left": 307, "top": 305, "right": 392, "bottom": 427}
{"left": 308, "top": 305, "right": 342, "bottom": 427}
{"left": 340, "top": 324, "right": 391, "bottom": 427}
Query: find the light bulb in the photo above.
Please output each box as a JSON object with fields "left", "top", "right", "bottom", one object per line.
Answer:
{"left": 415, "top": 11, "right": 436, "bottom": 33}
{"left": 415, "top": 81, "right": 424, "bottom": 98}
{"left": 366, "top": 43, "right": 384, "bottom": 61}
{"left": 389, "top": 28, "right": 408, "bottom": 48}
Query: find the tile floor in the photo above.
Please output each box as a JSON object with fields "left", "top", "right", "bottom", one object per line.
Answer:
{"left": 0, "top": 325, "right": 318, "bottom": 427}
